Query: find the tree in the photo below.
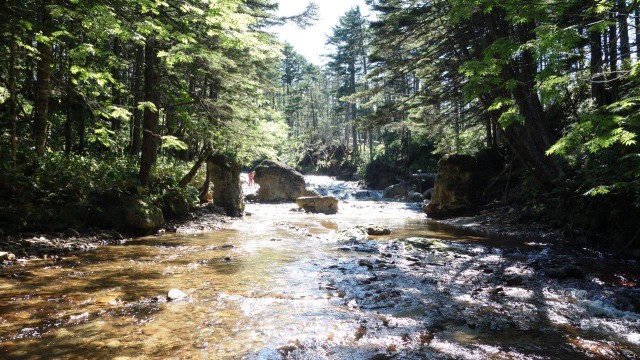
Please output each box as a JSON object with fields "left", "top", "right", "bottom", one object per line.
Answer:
{"left": 327, "top": 6, "right": 368, "bottom": 161}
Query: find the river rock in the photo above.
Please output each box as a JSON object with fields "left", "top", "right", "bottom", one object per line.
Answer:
{"left": 367, "top": 226, "right": 391, "bottom": 236}
{"left": 124, "top": 200, "right": 164, "bottom": 234}
{"left": 0, "top": 251, "right": 16, "bottom": 261}
{"left": 383, "top": 183, "right": 410, "bottom": 199}
{"left": 253, "top": 160, "right": 318, "bottom": 202}
{"left": 296, "top": 196, "right": 338, "bottom": 214}
{"left": 208, "top": 153, "right": 245, "bottom": 217}
{"left": 167, "top": 288, "right": 187, "bottom": 301}
{"left": 337, "top": 226, "right": 368, "bottom": 242}
{"left": 407, "top": 191, "right": 424, "bottom": 202}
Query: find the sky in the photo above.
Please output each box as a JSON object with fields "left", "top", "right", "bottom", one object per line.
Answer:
{"left": 273, "top": 0, "right": 370, "bottom": 66}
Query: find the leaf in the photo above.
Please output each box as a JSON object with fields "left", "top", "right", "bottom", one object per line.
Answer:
{"left": 138, "top": 102, "right": 158, "bottom": 113}
{"left": 109, "top": 106, "right": 132, "bottom": 121}
{"left": 584, "top": 186, "right": 611, "bottom": 197}
{"left": 161, "top": 136, "right": 188, "bottom": 151}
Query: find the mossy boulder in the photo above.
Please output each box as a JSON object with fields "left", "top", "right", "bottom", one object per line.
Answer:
{"left": 162, "top": 188, "right": 195, "bottom": 219}
{"left": 123, "top": 200, "right": 164, "bottom": 234}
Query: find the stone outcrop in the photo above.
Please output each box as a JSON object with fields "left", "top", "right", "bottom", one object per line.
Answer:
{"left": 253, "top": 160, "right": 317, "bottom": 202}
{"left": 208, "top": 153, "right": 244, "bottom": 217}
{"left": 423, "top": 154, "right": 479, "bottom": 217}
{"left": 296, "top": 196, "right": 339, "bottom": 214}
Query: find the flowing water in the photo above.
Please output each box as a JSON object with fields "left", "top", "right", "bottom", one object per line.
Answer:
{"left": 1, "top": 176, "right": 639, "bottom": 359}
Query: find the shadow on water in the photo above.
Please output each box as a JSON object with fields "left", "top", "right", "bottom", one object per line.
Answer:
{"left": 247, "top": 236, "right": 640, "bottom": 359}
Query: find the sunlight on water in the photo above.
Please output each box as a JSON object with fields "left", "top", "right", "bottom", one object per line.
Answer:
{"left": 0, "top": 176, "right": 639, "bottom": 359}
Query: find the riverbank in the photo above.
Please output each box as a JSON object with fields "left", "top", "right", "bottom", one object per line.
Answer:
{"left": 430, "top": 202, "right": 640, "bottom": 258}
{"left": 430, "top": 203, "right": 563, "bottom": 242}
{"left": 0, "top": 204, "right": 231, "bottom": 263}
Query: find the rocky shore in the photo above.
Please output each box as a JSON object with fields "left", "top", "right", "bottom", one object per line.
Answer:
{"left": 431, "top": 204, "right": 564, "bottom": 242}
{"left": 0, "top": 204, "right": 231, "bottom": 264}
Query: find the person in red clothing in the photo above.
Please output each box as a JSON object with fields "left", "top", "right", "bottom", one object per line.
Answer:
{"left": 248, "top": 171, "right": 255, "bottom": 187}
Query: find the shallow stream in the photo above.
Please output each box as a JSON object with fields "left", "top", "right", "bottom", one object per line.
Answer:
{"left": 1, "top": 177, "right": 639, "bottom": 359}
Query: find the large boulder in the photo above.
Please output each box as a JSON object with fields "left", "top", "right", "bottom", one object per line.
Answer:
{"left": 423, "top": 154, "right": 479, "bottom": 218}
{"left": 254, "top": 160, "right": 317, "bottom": 202}
{"left": 383, "top": 183, "right": 410, "bottom": 199}
{"left": 208, "top": 153, "right": 244, "bottom": 217}
{"left": 124, "top": 199, "right": 165, "bottom": 234}
{"left": 162, "top": 188, "right": 196, "bottom": 219}
{"left": 296, "top": 196, "right": 339, "bottom": 214}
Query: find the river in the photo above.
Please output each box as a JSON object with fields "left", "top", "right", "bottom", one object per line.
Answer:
{"left": 1, "top": 176, "right": 639, "bottom": 359}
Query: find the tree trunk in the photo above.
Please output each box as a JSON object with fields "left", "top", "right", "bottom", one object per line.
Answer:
{"left": 178, "top": 144, "right": 213, "bottom": 188}
{"left": 139, "top": 38, "right": 159, "bottom": 187}
{"left": 9, "top": 0, "right": 17, "bottom": 167}
{"left": 33, "top": 0, "right": 53, "bottom": 156}
{"left": 635, "top": 8, "right": 640, "bottom": 58}
{"left": 130, "top": 44, "right": 144, "bottom": 155}
{"left": 65, "top": 55, "right": 73, "bottom": 154}
{"left": 590, "top": 29, "right": 607, "bottom": 107}
{"left": 77, "top": 106, "right": 85, "bottom": 153}
{"left": 608, "top": 17, "right": 619, "bottom": 102}
{"left": 111, "top": 37, "right": 122, "bottom": 131}
{"left": 349, "top": 60, "right": 358, "bottom": 159}
{"left": 199, "top": 162, "right": 211, "bottom": 203}
{"left": 618, "top": 0, "right": 631, "bottom": 63}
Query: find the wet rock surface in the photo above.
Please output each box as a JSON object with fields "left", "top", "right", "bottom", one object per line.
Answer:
{"left": 301, "top": 237, "right": 640, "bottom": 359}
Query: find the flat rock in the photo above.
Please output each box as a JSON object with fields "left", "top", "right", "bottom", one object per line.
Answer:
{"left": 296, "top": 196, "right": 338, "bottom": 214}
{"left": 366, "top": 226, "right": 391, "bottom": 236}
